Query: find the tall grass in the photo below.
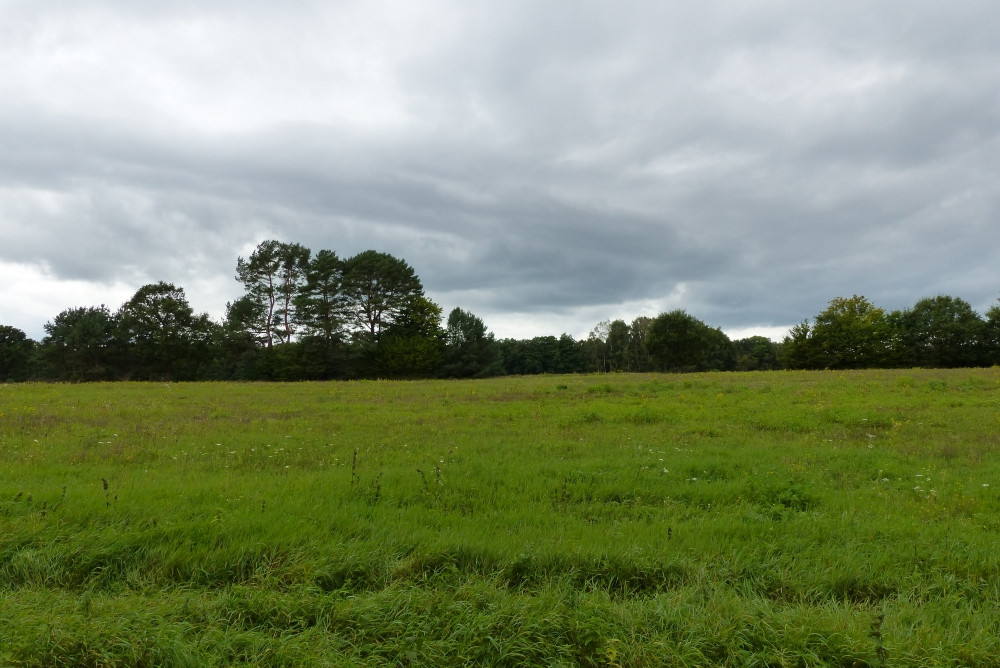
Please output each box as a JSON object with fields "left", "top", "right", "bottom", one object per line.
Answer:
{"left": 2, "top": 369, "right": 999, "bottom": 665}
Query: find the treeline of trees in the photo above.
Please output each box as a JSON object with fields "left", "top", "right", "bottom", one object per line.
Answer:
{"left": 575, "top": 294, "right": 1000, "bottom": 374}
{"left": 0, "top": 241, "right": 509, "bottom": 382}
{"left": 0, "top": 241, "right": 998, "bottom": 382}
{"left": 782, "top": 294, "right": 1000, "bottom": 370}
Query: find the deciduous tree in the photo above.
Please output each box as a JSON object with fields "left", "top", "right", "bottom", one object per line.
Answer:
{"left": 898, "top": 295, "right": 985, "bottom": 368}
{"left": 377, "top": 295, "right": 445, "bottom": 377}
{"left": 605, "top": 320, "right": 631, "bottom": 372}
{"left": 627, "top": 316, "right": 654, "bottom": 372}
{"left": 442, "top": 307, "right": 500, "bottom": 377}
{"left": 42, "top": 305, "right": 117, "bottom": 380}
{"left": 116, "top": 282, "right": 200, "bottom": 379}
{"left": 645, "top": 310, "right": 731, "bottom": 372}
{"left": 808, "top": 295, "right": 894, "bottom": 369}
{"left": 0, "top": 325, "right": 34, "bottom": 381}
{"left": 984, "top": 300, "right": 1000, "bottom": 366}
{"left": 733, "top": 336, "right": 780, "bottom": 371}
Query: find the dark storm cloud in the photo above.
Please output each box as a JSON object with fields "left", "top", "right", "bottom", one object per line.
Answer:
{"left": 1, "top": 0, "right": 999, "bottom": 339}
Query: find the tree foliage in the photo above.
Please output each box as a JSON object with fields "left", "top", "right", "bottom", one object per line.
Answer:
{"left": 117, "top": 282, "right": 205, "bottom": 379}
{"left": 235, "top": 240, "right": 310, "bottom": 348}
{"left": 733, "top": 336, "right": 780, "bottom": 371}
{"left": 42, "top": 305, "right": 117, "bottom": 381}
{"left": 273, "top": 242, "right": 311, "bottom": 345}
{"left": 985, "top": 301, "right": 1000, "bottom": 364}
{"left": 645, "top": 310, "right": 731, "bottom": 372}
{"left": 341, "top": 250, "right": 423, "bottom": 342}
{"left": 784, "top": 294, "right": 996, "bottom": 370}
{"left": 443, "top": 307, "right": 501, "bottom": 378}
{"left": 377, "top": 296, "right": 446, "bottom": 377}
{"left": 294, "top": 249, "right": 345, "bottom": 347}
{"left": 0, "top": 325, "right": 33, "bottom": 381}
{"left": 498, "top": 335, "right": 587, "bottom": 375}
{"left": 784, "top": 296, "right": 894, "bottom": 369}
{"left": 898, "top": 295, "right": 985, "bottom": 368}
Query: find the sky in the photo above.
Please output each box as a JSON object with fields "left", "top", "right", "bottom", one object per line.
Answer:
{"left": 2, "top": 1, "right": 999, "bottom": 342}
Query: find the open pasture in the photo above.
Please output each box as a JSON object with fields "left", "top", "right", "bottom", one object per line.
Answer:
{"left": 2, "top": 369, "right": 1000, "bottom": 666}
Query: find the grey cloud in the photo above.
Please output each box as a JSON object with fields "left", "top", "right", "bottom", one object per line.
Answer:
{"left": 2, "top": 1, "right": 1000, "bottom": 340}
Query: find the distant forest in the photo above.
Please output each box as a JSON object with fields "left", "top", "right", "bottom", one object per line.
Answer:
{"left": 2, "top": 240, "right": 1000, "bottom": 382}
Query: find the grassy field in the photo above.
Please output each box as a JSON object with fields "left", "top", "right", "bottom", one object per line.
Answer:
{"left": 2, "top": 369, "right": 1000, "bottom": 666}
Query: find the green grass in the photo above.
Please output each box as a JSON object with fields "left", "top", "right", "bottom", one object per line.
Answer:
{"left": 2, "top": 369, "right": 1000, "bottom": 666}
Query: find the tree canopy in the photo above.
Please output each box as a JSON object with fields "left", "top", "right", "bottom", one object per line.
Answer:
{"left": 341, "top": 250, "right": 423, "bottom": 343}
{"left": 646, "top": 310, "right": 730, "bottom": 372}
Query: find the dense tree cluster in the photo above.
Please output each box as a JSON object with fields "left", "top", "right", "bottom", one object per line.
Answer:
{"left": 1, "top": 242, "right": 501, "bottom": 382}
{"left": 782, "top": 294, "right": 1000, "bottom": 370}
{"left": 1, "top": 244, "right": 999, "bottom": 382}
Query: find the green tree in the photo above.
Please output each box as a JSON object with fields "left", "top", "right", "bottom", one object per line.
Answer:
{"left": 294, "top": 249, "right": 345, "bottom": 348}
{"left": 223, "top": 295, "right": 267, "bottom": 346}
{"left": 377, "top": 296, "right": 445, "bottom": 377}
{"left": 605, "top": 320, "right": 631, "bottom": 372}
{"left": 898, "top": 295, "right": 985, "bottom": 368}
{"left": 116, "top": 282, "right": 201, "bottom": 379}
{"left": 586, "top": 320, "right": 612, "bottom": 372}
{"left": 627, "top": 316, "right": 654, "bottom": 372}
{"left": 645, "top": 310, "right": 731, "bottom": 372}
{"left": 704, "top": 325, "right": 735, "bottom": 371}
{"left": 235, "top": 240, "right": 310, "bottom": 347}
{"left": 236, "top": 240, "right": 282, "bottom": 347}
{"left": 41, "top": 305, "right": 117, "bottom": 380}
{"left": 184, "top": 313, "right": 225, "bottom": 380}
{"left": 341, "top": 250, "right": 423, "bottom": 342}
{"left": 555, "top": 334, "right": 587, "bottom": 373}
{"left": 498, "top": 336, "right": 562, "bottom": 374}
{"left": 496, "top": 339, "right": 524, "bottom": 375}
{"left": 273, "top": 242, "right": 311, "bottom": 345}
{"left": 808, "top": 295, "right": 894, "bottom": 369}
{"left": 733, "top": 336, "right": 781, "bottom": 371}
{"left": 985, "top": 300, "right": 1000, "bottom": 366}
{"left": 0, "top": 325, "right": 34, "bottom": 381}
{"left": 780, "top": 321, "right": 817, "bottom": 369}
{"left": 442, "top": 307, "right": 501, "bottom": 378}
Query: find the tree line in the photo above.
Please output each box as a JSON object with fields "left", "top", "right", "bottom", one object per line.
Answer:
{"left": 1, "top": 242, "right": 999, "bottom": 382}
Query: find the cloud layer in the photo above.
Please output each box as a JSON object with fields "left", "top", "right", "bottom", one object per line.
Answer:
{"left": 2, "top": 1, "right": 998, "bottom": 340}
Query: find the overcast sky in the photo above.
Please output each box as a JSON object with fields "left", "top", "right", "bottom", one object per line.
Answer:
{"left": 2, "top": 1, "right": 998, "bottom": 342}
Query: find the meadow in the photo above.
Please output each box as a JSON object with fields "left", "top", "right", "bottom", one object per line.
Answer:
{"left": 2, "top": 369, "right": 1000, "bottom": 666}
